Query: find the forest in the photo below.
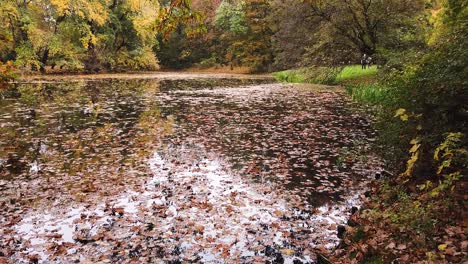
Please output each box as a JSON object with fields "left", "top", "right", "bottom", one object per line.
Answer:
{"left": 0, "top": 0, "right": 467, "bottom": 263}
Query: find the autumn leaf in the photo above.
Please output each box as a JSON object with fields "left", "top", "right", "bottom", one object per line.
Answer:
{"left": 280, "top": 248, "right": 295, "bottom": 256}
{"left": 438, "top": 244, "right": 447, "bottom": 251}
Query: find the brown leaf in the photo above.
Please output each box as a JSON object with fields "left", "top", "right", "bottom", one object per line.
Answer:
{"left": 444, "top": 247, "right": 456, "bottom": 256}
{"left": 396, "top": 244, "right": 407, "bottom": 250}
{"left": 273, "top": 210, "right": 283, "bottom": 217}
{"left": 195, "top": 225, "right": 205, "bottom": 233}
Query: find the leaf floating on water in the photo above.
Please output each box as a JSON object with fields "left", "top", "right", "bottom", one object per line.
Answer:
{"left": 0, "top": 79, "right": 383, "bottom": 263}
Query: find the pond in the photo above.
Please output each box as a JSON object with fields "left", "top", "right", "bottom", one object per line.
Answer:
{"left": 0, "top": 73, "right": 382, "bottom": 263}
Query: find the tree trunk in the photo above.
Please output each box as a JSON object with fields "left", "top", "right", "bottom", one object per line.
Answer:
{"left": 40, "top": 48, "right": 49, "bottom": 73}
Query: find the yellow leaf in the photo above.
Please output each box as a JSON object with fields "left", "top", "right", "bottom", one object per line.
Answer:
{"left": 409, "top": 143, "right": 420, "bottom": 154}
{"left": 400, "top": 151, "right": 419, "bottom": 177}
{"left": 438, "top": 244, "right": 447, "bottom": 251}
{"left": 280, "top": 249, "right": 295, "bottom": 256}
{"left": 400, "top": 114, "right": 409, "bottom": 121}
{"left": 394, "top": 108, "right": 406, "bottom": 117}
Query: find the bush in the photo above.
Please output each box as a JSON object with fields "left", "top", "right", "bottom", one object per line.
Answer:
{"left": 345, "top": 84, "right": 388, "bottom": 105}
{"left": 0, "top": 61, "right": 17, "bottom": 91}
{"left": 14, "top": 42, "right": 41, "bottom": 71}
{"left": 106, "top": 47, "right": 160, "bottom": 72}
{"left": 377, "top": 3, "right": 468, "bottom": 174}
{"left": 273, "top": 66, "right": 340, "bottom": 84}
{"left": 273, "top": 65, "right": 379, "bottom": 85}
{"left": 195, "top": 57, "right": 218, "bottom": 69}
{"left": 335, "top": 65, "right": 378, "bottom": 83}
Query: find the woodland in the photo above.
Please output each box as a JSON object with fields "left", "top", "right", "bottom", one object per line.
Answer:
{"left": 0, "top": 0, "right": 467, "bottom": 263}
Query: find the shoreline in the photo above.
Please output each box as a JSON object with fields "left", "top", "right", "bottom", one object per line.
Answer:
{"left": 14, "top": 71, "right": 275, "bottom": 83}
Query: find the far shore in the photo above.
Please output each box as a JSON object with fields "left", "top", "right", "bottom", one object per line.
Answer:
{"left": 15, "top": 70, "right": 274, "bottom": 83}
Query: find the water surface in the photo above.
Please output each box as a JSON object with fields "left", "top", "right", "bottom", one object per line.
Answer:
{"left": 0, "top": 74, "right": 381, "bottom": 263}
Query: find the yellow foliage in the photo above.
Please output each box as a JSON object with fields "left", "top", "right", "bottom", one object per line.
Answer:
{"left": 127, "top": 0, "right": 160, "bottom": 44}
{"left": 50, "top": 0, "right": 71, "bottom": 15}
{"left": 50, "top": 0, "right": 108, "bottom": 25}
{"left": 124, "top": 0, "right": 142, "bottom": 11}
{"left": 80, "top": 31, "right": 98, "bottom": 49}
{"left": 400, "top": 138, "right": 420, "bottom": 178}
{"left": 394, "top": 108, "right": 409, "bottom": 121}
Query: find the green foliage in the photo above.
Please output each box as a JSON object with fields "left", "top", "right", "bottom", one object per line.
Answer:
{"left": 195, "top": 57, "right": 218, "bottom": 69}
{"left": 273, "top": 67, "right": 339, "bottom": 85}
{"left": 14, "top": 42, "right": 41, "bottom": 70}
{"left": 212, "top": 0, "right": 273, "bottom": 72}
{"left": 345, "top": 84, "right": 388, "bottom": 106}
{"left": 417, "top": 132, "right": 466, "bottom": 198}
{"left": 274, "top": 0, "right": 428, "bottom": 67}
{"left": 274, "top": 65, "right": 376, "bottom": 85}
{"left": 215, "top": 1, "right": 247, "bottom": 35}
{"left": 273, "top": 70, "right": 306, "bottom": 83}
{"left": 375, "top": 0, "right": 468, "bottom": 175}
{"left": 107, "top": 47, "right": 160, "bottom": 72}
{"left": 156, "top": 23, "right": 208, "bottom": 69}
{"left": 0, "top": 0, "right": 200, "bottom": 72}
{"left": 335, "top": 66, "right": 378, "bottom": 83}
{"left": 433, "top": 132, "right": 466, "bottom": 174}
{"left": 159, "top": 0, "right": 273, "bottom": 71}
{"left": 366, "top": 183, "right": 437, "bottom": 235}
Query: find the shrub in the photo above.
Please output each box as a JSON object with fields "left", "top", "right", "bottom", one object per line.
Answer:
{"left": 345, "top": 84, "right": 388, "bottom": 106}
{"left": 377, "top": 2, "right": 468, "bottom": 174}
{"left": 0, "top": 61, "right": 17, "bottom": 91}
{"left": 273, "top": 66, "right": 340, "bottom": 84}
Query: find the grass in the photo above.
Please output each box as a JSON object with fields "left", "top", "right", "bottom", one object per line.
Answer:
{"left": 274, "top": 65, "right": 387, "bottom": 106}
{"left": 335, "top": 65, "right": 378, "bottom": 83}
{"left": 273, "top": 70, "right": 306, "bottom": 83}
{"left": 272, "top": 66, "right": 340, "bottom": 85}
{"left": 273, "top": 65, "right": 378, "bottom": 85}
{"left": 345, "top": 84, "right": 388, "bottom": 105}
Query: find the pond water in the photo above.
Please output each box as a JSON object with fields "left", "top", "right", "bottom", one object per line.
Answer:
{"left": 0, "top": 73, "right": 382, "bottom": 263}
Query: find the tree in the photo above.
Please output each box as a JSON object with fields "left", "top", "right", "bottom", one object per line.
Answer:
{"left": 0, "top": 0, "right": 199, "bottom": 72}
{"left": 276, "top": 0, "right": 428, "bottom": 66}
{"left": 239, "top": 0, "right": 273, "bottom": 72}
{"left": 0, "top": 61, "right": 16, "bottom": 91}
{"left": 213, "top": 0, "right": 273, "bottom": 72}
{"left": 374, "top": 0, "right": 467, "bottom": 174}
{"left": 270, "top": 0, "right": 317, "bottom": 70}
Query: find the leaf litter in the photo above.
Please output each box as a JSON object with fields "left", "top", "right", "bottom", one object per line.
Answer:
{"left": 0, "top": 76, "right": 383, "bottom": 263}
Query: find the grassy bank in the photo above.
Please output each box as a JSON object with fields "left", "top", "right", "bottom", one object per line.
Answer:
{"left": 273, "top": 65, "right": 377, "bottom": 85}
{"left": 273, "top": 65, "right": 387, "bottom": 106}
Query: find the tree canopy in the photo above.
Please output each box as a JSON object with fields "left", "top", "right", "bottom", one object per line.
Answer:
{"left": 0, "top": 0, "right": 465, "bottom": 75}
{"left": 0, "top": 0, "right": 198, "bottom": 72}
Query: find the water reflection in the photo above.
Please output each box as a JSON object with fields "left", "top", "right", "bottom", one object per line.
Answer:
{"left": 1, "top": 77, "right": 379, "bottom": 207}
{"left": 0, "top": 76, "right": 383, "bottom": 263}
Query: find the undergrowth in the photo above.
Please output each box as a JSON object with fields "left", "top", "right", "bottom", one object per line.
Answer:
{"left": 335, "top": 65, "right": 378, "bottom": 84}
{"left": 273, "top": 65, "right": 378, "bottom": 85}
{"left": 345, "top": 84, "right": 388, "bottom": 106}
{"left": 272, "top": 66, "right": 342, "bottom": 85}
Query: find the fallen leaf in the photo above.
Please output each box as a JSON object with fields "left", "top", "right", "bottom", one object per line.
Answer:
{"left": 438, "top": 244, "right": 447, "bottom": 251}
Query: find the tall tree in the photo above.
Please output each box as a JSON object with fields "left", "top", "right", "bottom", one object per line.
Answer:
{"left": 270, "top": 0, "right": 317, "bottom": 70}
{"left": 0, "top": 0, "right": 198, "bottom": 72}
{"left": 271, "top": 0, "right": 427, "bottom": 66}
{"left": 214, "top": 0, "right": 273, "bottom": 72}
